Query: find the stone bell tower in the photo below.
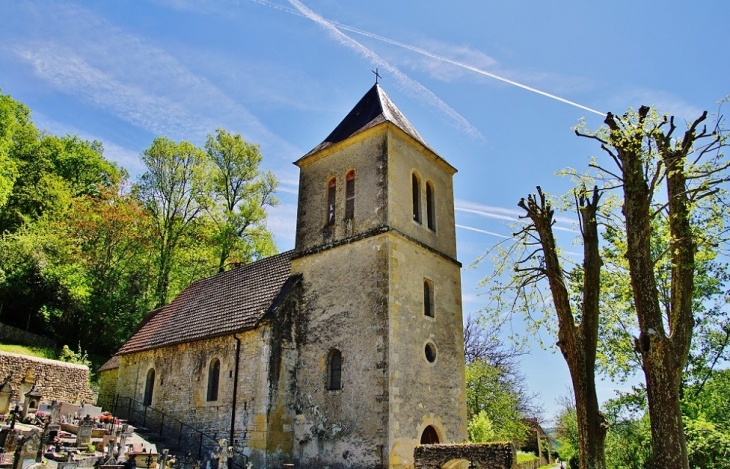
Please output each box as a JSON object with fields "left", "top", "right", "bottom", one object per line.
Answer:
{"left": 290, "top": 83, "right": 467, "bottom": 469}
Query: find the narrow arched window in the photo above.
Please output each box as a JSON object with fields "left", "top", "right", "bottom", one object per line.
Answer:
{"left": 412, "top": 173, "right": 421, "bottom": 223}
{"left": 327, "top": 178, "right": 337, "bottom": 224}
{"left": 207, "top": 358, "right": 220, "bottom": 402}
{"left": 420, "top": 425, "right": 440, "bottom": 444}
{"left": 345, "top": 171, "right": 355, "bottom": 220}
{"left": 143, "top": 368, "right": 155, "bottom": 406}
{"left": 426, "top": 181, "right": 435, "bottom": 230}
{"left": 424, "top": 279, "right": 434, "bottom": 317}
{"left": 328, "top": 349, "right": 342, "bottom": 390}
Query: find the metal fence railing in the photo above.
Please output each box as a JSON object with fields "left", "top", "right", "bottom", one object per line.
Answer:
{"left": 99, "top": 393, "right": 249, "bottom": 469}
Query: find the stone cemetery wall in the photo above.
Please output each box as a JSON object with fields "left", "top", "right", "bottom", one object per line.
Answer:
{"left": 413, "top": 443, "right": 516, "bottom": 469}
{"left": 0, "top": 322, "right": 56, "bottom": 349}
{"left": 0, "top": 351, "right": 95, "bottom": 404}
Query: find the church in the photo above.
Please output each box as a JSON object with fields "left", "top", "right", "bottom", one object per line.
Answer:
{"left": 106, "top": 83, "right": 467, "bottom": 469}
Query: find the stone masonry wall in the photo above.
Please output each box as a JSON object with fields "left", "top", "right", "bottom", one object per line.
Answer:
{"left": 0, "top": 323, "right": 56, "bottom": 349}
{"left": 0, "top": 351, "right": 95, "bottom": 404}
{"left": 295, "top": 128, "right": 389, "bottom": 253}
{"left": 97, "top": 366, "right": 118, "bottom": 411}
{"left": 115, "top": 329, "right": 281, "bottom": 468}
{"left": 290, "top": 236, "right": 390, "bottom": 469}
{"left": 413, "top": 443, "right": 516, "bottom": 469}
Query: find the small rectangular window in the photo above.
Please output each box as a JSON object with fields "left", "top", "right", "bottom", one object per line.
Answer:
{"left": 329, "top": 350, "right": 342, "bottom": 390}
{"left": 412, "top": 173, "right": 421, "bottom": 223}
{"left": 345, "top": 171, "right": 355, "bottom": 220}
{"left": 424, "top": 280, "right": 434, "bottom": 317}
{"left": 327, "top": 178, "right": 336, "bottom": 224}
{"left": 426, "top": 182, "right": 435, "bottom": 230}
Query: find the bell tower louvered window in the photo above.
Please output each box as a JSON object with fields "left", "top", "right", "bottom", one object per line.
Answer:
{"left": 345, "top": 170, "right": 355, "bottom": 220}
{"left": 327, "top": 177, "right": 336, "bottom": 224}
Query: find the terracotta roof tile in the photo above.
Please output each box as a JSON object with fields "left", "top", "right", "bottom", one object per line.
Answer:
{"left": 116, "top": 251, "right": 295, "bottom": 355}
{"left": 98, "top": 355, "right": 120, "bottom": 372}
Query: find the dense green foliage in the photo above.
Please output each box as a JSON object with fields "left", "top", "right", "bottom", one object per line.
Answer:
{"left": 483, "top": 103, "right": 729, "bottom": 468}
{"left": 0, "top": 91, "right": 278, "bottom": 357}
{"left": 464, "top": 317, "right": 533, "bottom": 444}
{"left": 555, "top": 369, "right": 730, "bottom": 468}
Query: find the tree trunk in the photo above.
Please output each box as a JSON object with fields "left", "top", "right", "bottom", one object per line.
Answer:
{"left": 606, "top": 107, "right": 699, "bottom": 469}
{"left": 519, "top": 187, "right": 606, "bottom": 469}
{"left": 565, "top": 344, "right": 607, "bottom": 469}
{"left": 644, "top": 350, "right": 688, "bottom": 468}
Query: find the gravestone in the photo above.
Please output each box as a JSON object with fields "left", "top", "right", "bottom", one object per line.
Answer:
{"left": 211, "top": 440, "right": 233, "bottom": 469}
{"left": 116, "top": 425, "right": 132, "bottom": 462}
{"left": 77, "top": 420, "right": 94, "bottom": 447}
{"left": 0, "top": 375, "right": 12, "bottom": 414}
{"left": 77, "top": 404, "right": 102, "bottom": 420}
{"left": 0, "top": 406, "right": 22, "bottom": 453}
{"left": 45, "top": 400, "right": 61, "bottom": 446}
{"left": 12, "top": 429, "right": 41, "bottom": 469}
{"left": 60, "top": 402, "right": 80, "bottom": 421}
{"left": 21, "top": 385, "right": 42, "bottom": 420}
{"left": 0, "top": 428, "right": 20, "bottom": 454}
{"left": 57, "top": 462, "right": 79, "bottom": 469}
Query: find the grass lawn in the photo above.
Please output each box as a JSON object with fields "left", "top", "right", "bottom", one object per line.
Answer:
{"left": 0, "top": 343, "right": 57, "bottom": 359}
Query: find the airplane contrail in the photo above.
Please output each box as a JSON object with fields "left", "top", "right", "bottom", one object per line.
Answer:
{"left": 286, "top": 0, "right": 483, "bottom": 138}
{"left": 248, "top": 0, "right": 606, "bottom": 117}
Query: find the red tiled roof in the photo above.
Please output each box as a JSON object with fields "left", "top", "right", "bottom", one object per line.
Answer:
{"left": 98, "top": 355, "right": 120, "bottom": 372}
{"left": 116, "top": 251, "right": 296, "bottom": 355}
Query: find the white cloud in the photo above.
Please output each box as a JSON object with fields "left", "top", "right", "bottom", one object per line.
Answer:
{"left": 287, "top": 0, "right": 484, "bottom": 139}
{"left": 4, "top": 2, "right": 300, "bottom": 159}
{"left": 400, "top": 40, "right": 499, "bottom": 82}
{"left": 607, "top": 87, "right": 705, "bottom": 121}
{"left": 266, "top": 202, "right": 297, "bottom": 249}
{"left": 32, "top": 111, "right": 146, "bottom": 176}
{"left": 456, "top": 224, "right": 510, "bottom": 239}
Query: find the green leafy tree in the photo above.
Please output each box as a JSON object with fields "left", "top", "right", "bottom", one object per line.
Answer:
{"left": 66, "top": 183, "right": 156, "bottom": 352}
{"left": 554, "top": 395, "right": 579, "bottom": 467}
{"left": 574, "top": 106, "right": 729, "bottom": 468}
{"left": 463, "top": 317, "right": 533, "bottom": 443}
{"left": 0, "top": 92, "right": 26, "bottom": 211}
{"left": 602, "top": 394, "right": 653, "bottom": 469}
{"left": 468, "top": 410, "right": 495, "bottom": 443}
{"left": 135, "top": 137, "right": 209, "bottom": 307}
{"left": 482, "top": 103, "right": 729, "bottom": 469}
{"left": 483, "top": 185, "right": 607, "bottom": 468}
{"left": 205, "top": 129, "right": 278, "bottom": 272}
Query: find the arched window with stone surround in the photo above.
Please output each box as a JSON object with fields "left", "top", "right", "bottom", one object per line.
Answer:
{"left": 420, "top": 425, "right": 440, "bottom": 444}
{"left": 412, "top": 172, "right": 422, "bottom": 223}
{"left": 207, "top": 358, "right": 220, "bottom": 402}
{"left": 327, "top": 349, "right": 342, "bottom": 390}
{"left": 143, "top": 368, "right": 155, "bottom": 406}
{"left": 327, "top": 177, "right": 337, "bottom": 224}
{"left": 345, "top": 170, "right": 355, "bottom": 220}
{"left": 426, "top": 181, "right": 435, "bottom": 230}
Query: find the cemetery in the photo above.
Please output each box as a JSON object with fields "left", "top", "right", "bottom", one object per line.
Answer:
{"left": 0, "top": 381, "right": 175, "bottom": 469}
{"left": 0, "top": 350, "right": 204, "bottom": 469}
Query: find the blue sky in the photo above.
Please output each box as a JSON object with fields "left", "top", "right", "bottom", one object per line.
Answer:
{"left": 2, "top": 0, "right": 728, "bottom": 420}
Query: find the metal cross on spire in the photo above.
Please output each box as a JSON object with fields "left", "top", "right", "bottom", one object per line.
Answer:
{"left": 372, "top": 68, "right": 381, "bottom": 84}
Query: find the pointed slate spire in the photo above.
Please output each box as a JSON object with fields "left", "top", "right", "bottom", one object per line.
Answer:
{"left": 299, "top": 84, "right": 430, "bottom": 161}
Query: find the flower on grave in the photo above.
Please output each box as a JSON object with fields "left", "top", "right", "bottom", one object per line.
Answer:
{"left": 36, "top": 411, "right": 47, "bottom": 419}
{"left": 100, "top": 412, "right": 114, "bottom": 423}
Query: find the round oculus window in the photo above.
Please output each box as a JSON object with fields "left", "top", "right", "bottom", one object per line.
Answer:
{"left": 425, "top": 342, "right": 437, "bottom": 363}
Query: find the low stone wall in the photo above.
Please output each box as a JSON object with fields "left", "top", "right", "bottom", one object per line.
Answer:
{"left": 0, "top": 351, "right": 95, "bottom": 404}
{"left": 0, "top": 323, "right": 56, "bottom": 349}
{"left": 414, "top": 443, "right": 516, "bottom": 469}
{"left": 516, "top": 458, "right": 540, "bottom": 469}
